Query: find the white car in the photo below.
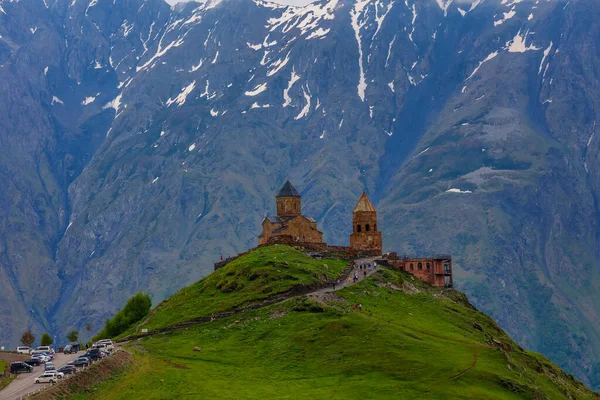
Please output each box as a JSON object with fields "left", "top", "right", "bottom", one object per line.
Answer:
{"left": 36, "top": 346, "right": 54, "bottom": 354}
{"left": 96, "top": 339, "right": 115, "bottom": 352}
{"left": 45, "top": 370, "right": 64, "bottom": 379}
{"left": 93, "top": 343, "right": 108, "bottom": 353}
{"left": 16, "top": 346, "right": 31, "bottom": 354}
{"left": 35, "top": 372, "right": 58, "bottom": 384}
{"left": 31, "top": 353, "right": 50, "bottom": 362}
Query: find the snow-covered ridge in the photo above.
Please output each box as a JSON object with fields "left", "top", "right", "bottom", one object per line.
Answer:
{"left": 267, "top": 0, "right": 338, "bottom": 39}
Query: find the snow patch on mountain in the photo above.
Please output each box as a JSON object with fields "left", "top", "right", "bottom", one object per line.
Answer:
{"left": 267, "top": 0, "right": 338, "bottom": 38}
{"left": 350, "top": 0, "right": 369, "bottom": 102}
{"left": 506, "top": 30, "right": 540, "bottom": 53}
{"left": 436, "top": 0, "right": 453, "bottom": 16}
{"left": 283, "top": 68, "right": 300, "bottom": 107}
{"left": 494, "top": 9, "right": 516, "bottom": 26}
{"left": 294, "top": 86, "right": 311, "bottom": 119}
{"left": 81, "top": 96, "right": 96, "bottom": 105}
{"left": 466, "top": 51, "right": 498, "bottom": 80}
{"left": 538, "top": 42, "right": 553, "bottom": 74}
{"left": 166, "top": 81, "right": 196, "bottom": 106}
{"left": 245, "top": 83, "right": 268, "bottom": 96}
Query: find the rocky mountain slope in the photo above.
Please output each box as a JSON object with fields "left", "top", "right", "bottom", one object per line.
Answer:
{"left": 0, "top": 0, "right": 599, "bottom": 389}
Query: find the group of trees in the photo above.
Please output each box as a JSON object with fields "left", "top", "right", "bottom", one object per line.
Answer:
{"left": 19, "top": 292, "right": 151, "bottom": 347}
{"left": 93, "top": 292, "right": 152, "bottom": 341}
{"left": 20, "top": 323, "right": 91, "bottom": 348}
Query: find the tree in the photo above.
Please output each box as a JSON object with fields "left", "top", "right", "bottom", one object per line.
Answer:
{"left": 93, "top": 292, "right": 152, "bottom": 341}
{"left": 40, "top": 333, "right": 53, "bottom": 346}
{"left": 66, "top": 330, "right": 79, "bottom": 343}
{"left": 21, "top": 330, "right": 35, "bottom": 347}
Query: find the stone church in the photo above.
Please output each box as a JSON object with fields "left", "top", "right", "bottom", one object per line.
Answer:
{"left": 258, "top": 180, "right": 324, "bottom": 245}
{"left": 258, "top": 181, "right": 383, "bottom": 254}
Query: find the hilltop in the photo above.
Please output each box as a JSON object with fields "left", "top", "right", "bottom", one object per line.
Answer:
{"left": 45, "top": 245, "right": 597, "bottom": 399}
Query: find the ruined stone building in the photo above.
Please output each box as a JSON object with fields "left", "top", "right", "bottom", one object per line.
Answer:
{"left": 349, "top": 192, "right": 382, "bottom": 253}
{"left": 258, "top": 180, "right": 323, "bottom": 245}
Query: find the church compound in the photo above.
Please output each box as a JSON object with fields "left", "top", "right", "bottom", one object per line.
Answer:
{"left": 217, "top": 180, "right": 452, "bottom": 288}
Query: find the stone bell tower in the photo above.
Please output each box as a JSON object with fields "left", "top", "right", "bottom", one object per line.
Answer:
{"left": 276, "top": 179, "right": 301, "bottom": 217}
{"left": 350, "top": 192, "right": 382, "bottom": 254}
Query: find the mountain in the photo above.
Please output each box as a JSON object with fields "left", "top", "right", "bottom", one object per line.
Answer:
{"left": 40, "top": 245, "right": 600, "bottom": 399}
{"left": 0, "top": 0, "right": 599, "bottom": 390}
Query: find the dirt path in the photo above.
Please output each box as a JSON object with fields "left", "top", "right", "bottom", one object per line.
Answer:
{"left": 308, "top": 257, "right": 380, "bottom": 304}
{"left": 449, "top": 352, "right": 478, "bottom": 381}
{"left": 0, "top": 351, "right": 85, "bottom": 400}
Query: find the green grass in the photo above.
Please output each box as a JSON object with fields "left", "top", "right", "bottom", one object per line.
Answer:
{"left": 75, "top": 252, "right": 595, "bottom": 400}
{"left": 127, "top": 245, "right": 348, "bottom": 334}
{"left": 0, "top": 359, "right": 15, "bottom": 391}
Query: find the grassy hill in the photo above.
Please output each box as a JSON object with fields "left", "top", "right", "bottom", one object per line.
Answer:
{"left": 71, "top": 245, "right": 597, "bottom": 399}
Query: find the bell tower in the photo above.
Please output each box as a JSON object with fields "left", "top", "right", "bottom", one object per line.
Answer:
{"left": 350, "top": 192, "right": 382, "bottom": 254}
{"left": 276, "top": 179, "right": 301, "bottom": 217}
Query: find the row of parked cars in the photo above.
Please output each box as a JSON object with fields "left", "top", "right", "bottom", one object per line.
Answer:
{"left": 10, "top": 339, "right": 116, "bottom": 384}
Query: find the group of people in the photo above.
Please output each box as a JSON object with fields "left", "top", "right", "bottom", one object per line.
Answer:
{"left": 330, "top": 260, "right": 378, "bottom": 288}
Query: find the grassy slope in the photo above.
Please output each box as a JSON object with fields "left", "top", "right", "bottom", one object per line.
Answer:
{"left": 126, "top": 245, "right": 348, "bottom": 334}
{"left": 0, "top": 359, "right": 14, "bottom": 391}
{"left": 77, "top": 248, "right": 596, "bottom": 400}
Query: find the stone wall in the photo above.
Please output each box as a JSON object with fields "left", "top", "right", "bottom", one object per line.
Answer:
{"left": 214, "top": 235, "right": 381, "bottom": 271}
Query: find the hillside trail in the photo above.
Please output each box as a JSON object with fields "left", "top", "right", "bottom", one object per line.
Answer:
{"left": 308, "top": 257, "right": 380, "bottom": 304}
{"left": 122, "top": 257, "right": 381, "bottom": 342}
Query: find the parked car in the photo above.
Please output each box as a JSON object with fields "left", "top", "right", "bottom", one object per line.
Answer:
{"left": 36, "top": 346, "right": 54, "bottom": 354}
{"left": 35, "top": 372, "right": 58, "bottom": 384}
{"left": 85, "top": 349, "right": 102, "bottom": 361}
{"left": 16, "top": 346, "right": 32, "bottom": 354}
{"left": 57, "top": 365, "right": 76, "bottom": 375}
{"left": 93, "top": 343, "right": 108, "bottom": 353}
{"left": 44, "top": 370, "right": 64, "bottom": 379}
{"left": 63, "top": 343, "right": 80, "bottom": 354}
{"left": 41, "top": 351, "right": 54, "bottom": 360}
{"left": 96, "top": 339, "right": 114, "bottom": 352}
{"left": 44, "top": 362, "right": 56, "bottom": 371}
{"left": 71, "top": 357, "right": 90, "bottom": 367}
{"left": 31, "top": 353, "right": 50, "bottom": 362}
{"left": 10, "top": 362, "right": 33, "bottom": 374}
{"left": 24, "top": 358, "right": 43, "bottom": 366}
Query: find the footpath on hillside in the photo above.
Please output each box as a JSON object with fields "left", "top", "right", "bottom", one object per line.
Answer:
{"left": 119, "top": 257, "right": 381, "bottom": 341}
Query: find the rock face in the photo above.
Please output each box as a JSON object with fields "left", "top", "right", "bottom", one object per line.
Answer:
{"left": 0, "top": 0, "right": 599, "bottom": 389}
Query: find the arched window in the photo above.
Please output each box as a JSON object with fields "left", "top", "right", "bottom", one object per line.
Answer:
{"left": 426, "top": 263, "right": 430, "bottom": 270}
{"left": 418, "top": 262, "right": 423, "bottom": 270}
{"left": 410, "top": 263, "right": 414, "bottom": 271}
{"left": 357, "top": 225, "right": 362, "bottom": 232}
{"left": 374, "top": 224, "right": 377, "bottom": 232}
{"left": 366, "top": 224, "right": 370, "bottom": 232}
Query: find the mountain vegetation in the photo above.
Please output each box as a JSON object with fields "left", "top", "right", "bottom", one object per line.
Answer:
{"left": 72, "top": 245, "right": 598, "bottom": 399}
{"left": 93, "top": 293, "right": 152, "bottom": 341}
{"left": 40, "top": 333, "right": 54, "bottom": 347}
{"left": 0, "top": 0, "right": 599, "bottom": 390}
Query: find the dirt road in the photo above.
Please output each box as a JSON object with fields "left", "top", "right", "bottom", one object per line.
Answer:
{"left": 0, "top": 351, "right": 84, "bottom": 400}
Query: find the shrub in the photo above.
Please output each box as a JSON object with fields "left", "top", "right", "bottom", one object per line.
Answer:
{"left": 93, "top": 292, "right": 151, "bottom": 340}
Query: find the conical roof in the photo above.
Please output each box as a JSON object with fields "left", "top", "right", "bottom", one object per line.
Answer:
{"left": 354, "top": 192, "right": 376, "bottom": 212}
{"left": 276, "top": 180, "right": 300, "bottom": 197}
